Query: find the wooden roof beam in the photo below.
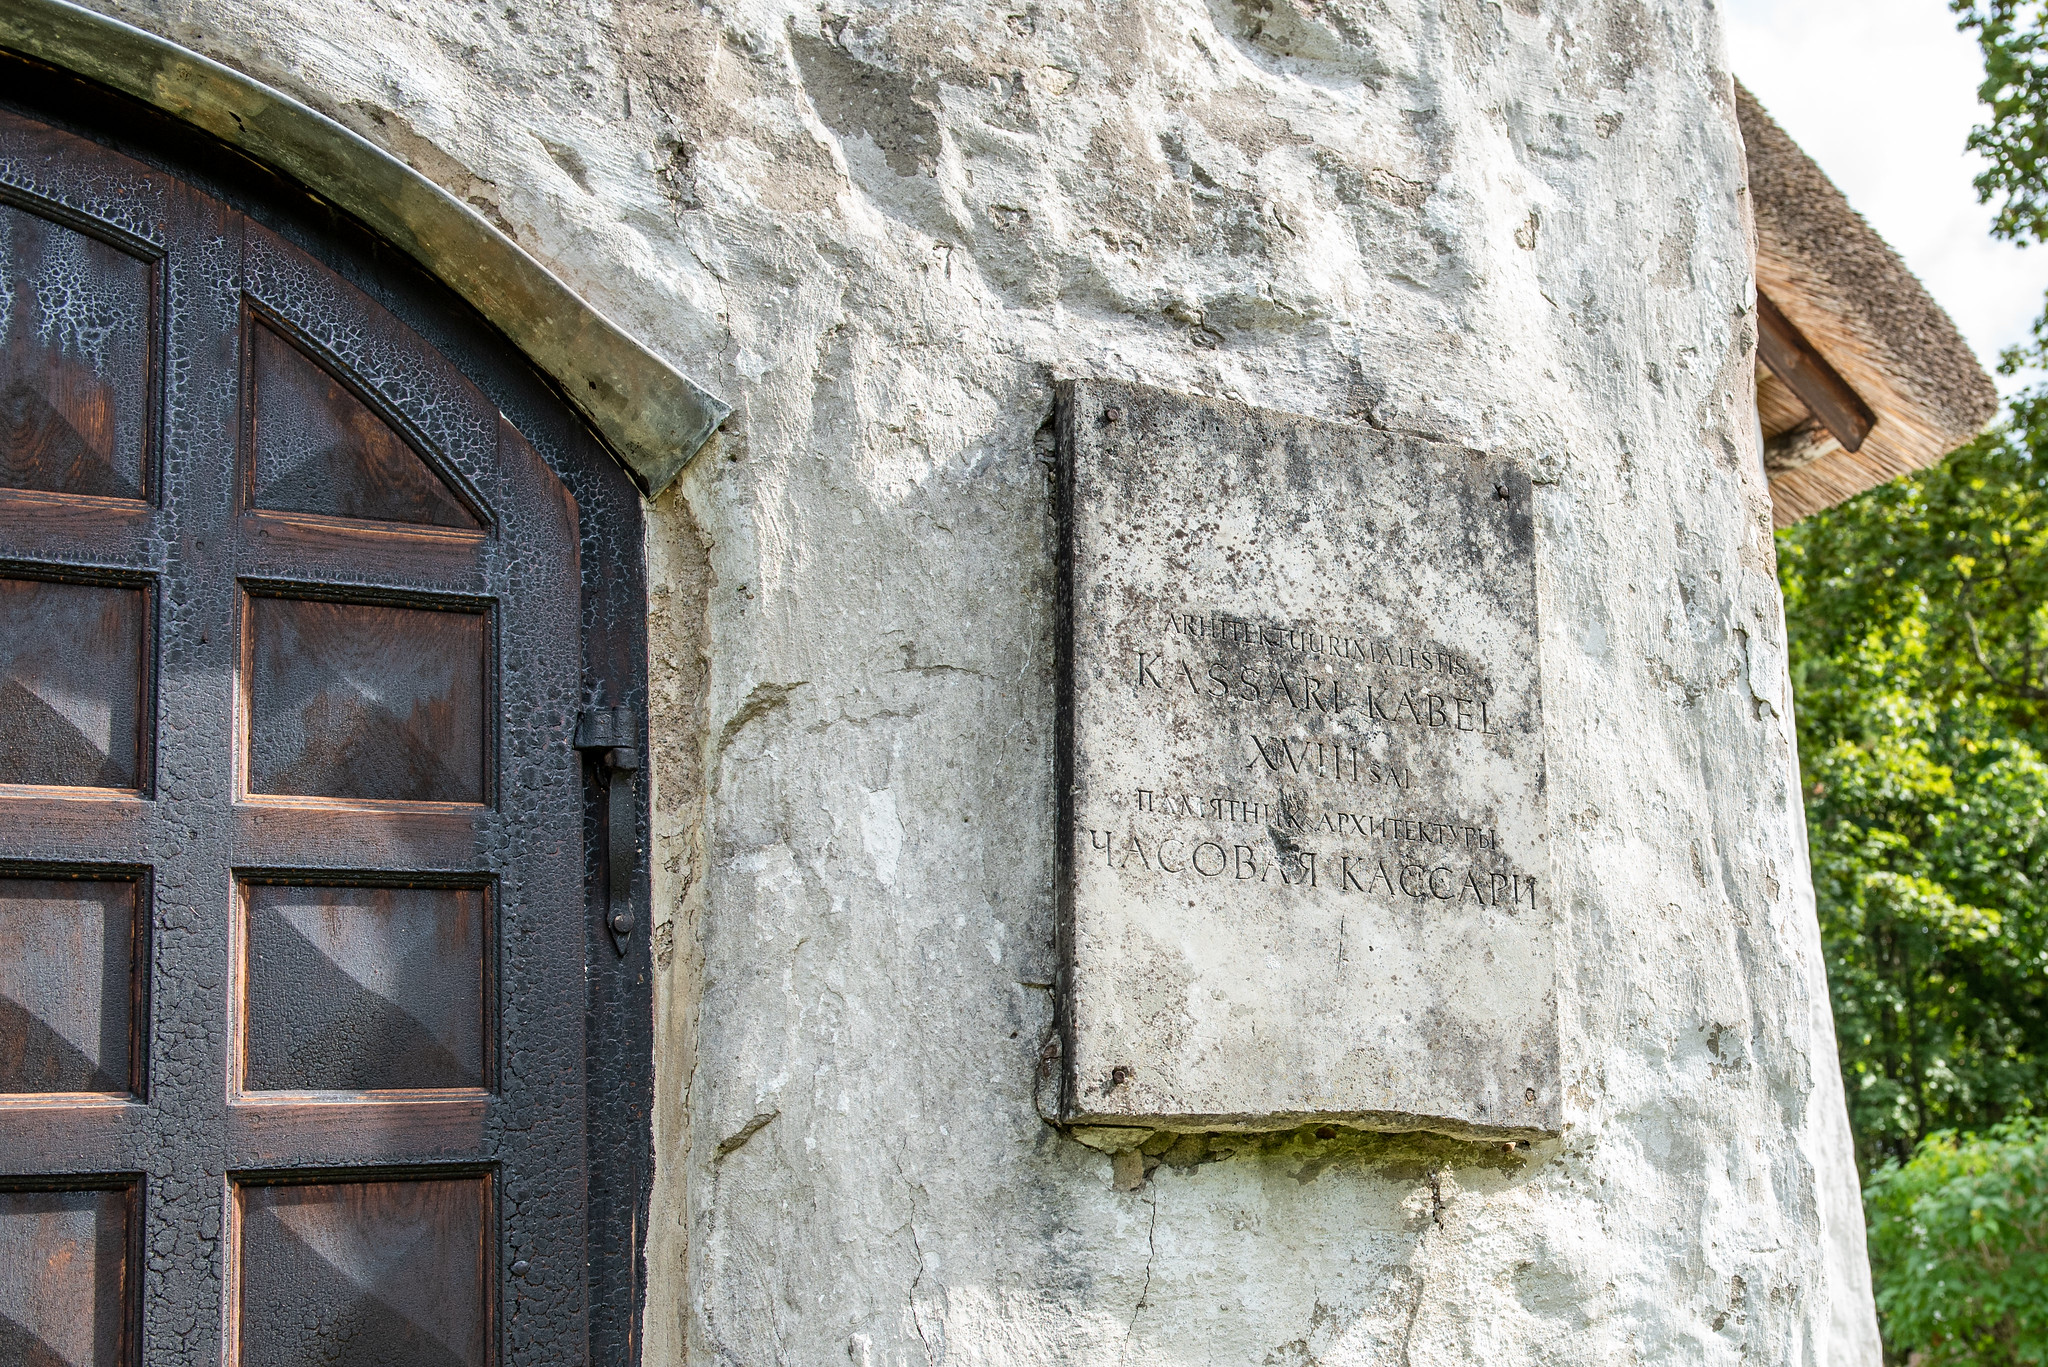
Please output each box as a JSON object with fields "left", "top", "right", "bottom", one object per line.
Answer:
{"left": 1756, "top": 290, "right": 1877, "bottom": 453}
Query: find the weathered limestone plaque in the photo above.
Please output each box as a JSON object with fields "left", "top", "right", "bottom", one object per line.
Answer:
{"left": 1056, "top": 379, "right": 1556, "bottom": 1138}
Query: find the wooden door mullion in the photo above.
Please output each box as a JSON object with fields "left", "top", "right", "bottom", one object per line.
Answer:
{"left": 130, "top": 183, "right": 242, "bottom": 1367}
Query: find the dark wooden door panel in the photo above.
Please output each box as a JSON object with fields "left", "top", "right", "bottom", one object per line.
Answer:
{"left": 248, "top": 317, "right": 478, "bottom": 529}
{"left": 0, "top": 576, "right": 148, "bottom": 790}
{"left": 241, "top": 226, "right": 500, "bottom": 526}
{"left": 0, "top": 875, "right": 142, "bottom": 1096}
{"left": 233, "top": 1175, "right": 487, "bottom": 1367}
{"left": 0, "top": 1184, "right": 135, "bottom": 1367}
{"left": 240, "top": 882, "right": 486, "bottom": 1094}
{"left": 0, "top": 198, "right": 154, "bottom": 502}
{"left": 244, "top": 594, "right": 487, "bottom": 804}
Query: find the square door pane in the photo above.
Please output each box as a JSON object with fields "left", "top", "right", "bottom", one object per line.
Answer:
{"left": 245, "top": 596, "right": 485, "bottom": 803}
{"left": 234, "top": 1176, "right": 487, "bottom": 1367}
{"left": 241, "top": 883, "right": 485, "bottom": 1093}
{"left": 0, "top": 876, "right": 141, "bottom": 1096}
{"left": 0, "top": 1185, "right": 134, "bottom": 1367}
{"left": 0, "top": 578, "right": 146, "bottom": 789}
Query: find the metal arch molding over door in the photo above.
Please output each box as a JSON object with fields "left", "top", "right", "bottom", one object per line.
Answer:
{"left": 0, "top": 95, "right": 649, "bottom": 1367}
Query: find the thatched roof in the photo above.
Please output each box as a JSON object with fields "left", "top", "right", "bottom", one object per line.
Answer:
{"left": 1738, "top": 81, "right": 1999, "bottom": 526}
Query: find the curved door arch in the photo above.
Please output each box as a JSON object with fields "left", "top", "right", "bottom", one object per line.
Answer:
{"left": 0, "top": 92, "right": 648, "bottom": 1367}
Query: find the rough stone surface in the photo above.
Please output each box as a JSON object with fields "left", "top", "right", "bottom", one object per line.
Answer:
{"left": 1059, "top": 378, "right": 1554, "bottom": 1138}
{"left": 83, "top": 0, "right": 1880, "bottom": 1360}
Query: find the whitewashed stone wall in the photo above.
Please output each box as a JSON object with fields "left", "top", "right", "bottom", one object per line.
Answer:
{"left": 98, "top": 0, "right": 1877, "bottom": 1359}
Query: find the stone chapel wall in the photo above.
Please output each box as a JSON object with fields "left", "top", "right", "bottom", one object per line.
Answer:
{"left": 92, "top": 0, "right": 1876, "bottom": 1359}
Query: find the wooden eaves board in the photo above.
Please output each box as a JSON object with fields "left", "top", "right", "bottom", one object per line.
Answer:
{"left": 1739, "top": 82, "right": 1998, "bottom": 526}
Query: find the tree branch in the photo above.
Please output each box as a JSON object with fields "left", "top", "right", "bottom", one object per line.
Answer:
{"left": 1965, "top": 610, "right": 2048, "bottom": 701}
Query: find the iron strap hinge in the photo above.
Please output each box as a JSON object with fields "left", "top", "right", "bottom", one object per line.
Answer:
{"left": 575, "top": 704, "right": 641, "bottom": 953}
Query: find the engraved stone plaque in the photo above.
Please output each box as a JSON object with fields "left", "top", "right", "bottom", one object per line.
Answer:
{"left": 1056, "top": 379, "right": 1556, "bottom": 1138}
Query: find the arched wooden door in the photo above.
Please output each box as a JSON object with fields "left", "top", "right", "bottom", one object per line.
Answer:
{"left": 0, "top": 84, "right": 649, "bottom": 1367}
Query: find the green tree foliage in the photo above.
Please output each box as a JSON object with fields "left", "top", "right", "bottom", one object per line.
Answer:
{"left": 1798, "top": 8, "right": 2048, "bottom": 1358}
{"left": 1779, "top": 421, "right": 2048, "bottom": 1174}
{"left": 1865, "top": 1120, "right": 2048, "bottom": 1365}
{"left": 1955, "top": 1, "right": 2048, "bottom": 246}
{"left": 1790, "top": 1, "right": 2048, "bottom": 1176}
